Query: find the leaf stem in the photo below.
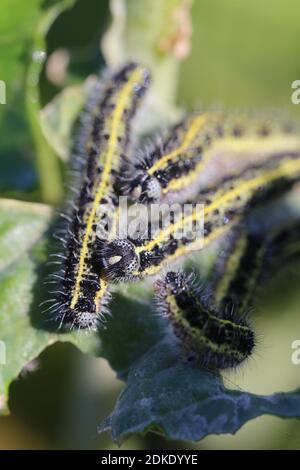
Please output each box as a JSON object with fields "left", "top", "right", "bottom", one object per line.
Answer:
{"left": 25, "top": 1, "right": 76, "bottom": 205}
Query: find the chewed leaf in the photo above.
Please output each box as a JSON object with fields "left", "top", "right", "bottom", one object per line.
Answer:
{"left": 99, "top": 338, "right": 300, "bottom": 444}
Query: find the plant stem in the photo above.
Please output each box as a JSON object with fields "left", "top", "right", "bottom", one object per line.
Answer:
{"left": 26, "top": 1, "right": 76, "bottom": 205}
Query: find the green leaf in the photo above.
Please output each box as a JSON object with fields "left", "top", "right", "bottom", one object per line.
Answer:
{"left": 100, "top": 288, "right": 166, "bottom": 378}
{"left": 99, "top": 338, "right": 300, "bottom": 444}
{"left": 0, "top": 199, "right": 52, "bottom": 272}
{"left": 0, "top": 0, "right": 76, "bottom": 200}
{"left": 0, "top": 0, "right": 44, "bottom": 194}
{"left": 0, "top": 197, "right": 165, "bottom": 415}
{"left": 39, "top": 83, "right": 89, "bottom": 162}
{"left": 98, "top": 192, "right": 300, "bottom": 443}
{"left": 0, "top": 0, "right": 43, "bottom": 85}
{"left": 0, "top": 199, "right": 100, "bottom": 414}
{"left": 1, "top": 195, "right": 300, "bottom": 439}
{"left": 0, "top": 197, "right": 163, "bottom": 415}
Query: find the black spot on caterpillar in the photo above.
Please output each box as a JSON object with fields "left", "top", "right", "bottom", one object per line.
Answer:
{"left": 155, "top": 271, "right": 255, "bottom": 369}
{"left": 100, "top": 150, "right": 300, "bottom": 282}
{"left": 49, "top": 63, "right": 150, "bottom": 330}
{"left": 123, "top": 111, "right": 298, "bottom": 204}
{"left": 154, "top": 217, "right": 300, "bottom": 369}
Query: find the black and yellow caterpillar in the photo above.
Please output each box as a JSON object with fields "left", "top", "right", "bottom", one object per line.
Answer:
{"left": 123, "top": 110, "right": 298, "bottom": 204}
{"left": 50, "top": 63, "right": 150, "bottom": 329}
{"left": 155, "top": 219, "right": 300, "bottom": 369}
{"left": 101, "top": 149, "right": 300, "bottom": 281}
{"left": 49, "top": 61, "right": 300, "bottom": 376}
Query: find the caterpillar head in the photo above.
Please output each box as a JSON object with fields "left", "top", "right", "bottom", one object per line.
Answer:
{"left": 73, "top": 311, "right": 99, "bottom": 331}
{"left": 99, "top": 239, "right": 140, "bottom": 281}
{"left": 53, "top": 306, "right": 101, "bottom": 332}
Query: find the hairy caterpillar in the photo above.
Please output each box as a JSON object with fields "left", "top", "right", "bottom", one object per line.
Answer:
{"left": 123, "top": 110, "right": 298, "bottom": 204}
{"left": 155, "top": 218, "right": 300, "bottom": 369}
{"left": 155, "top": 271, "right": 255, "bottom": 369}
{"left": 49, "top": 63, "right": 150, "bottom": 329}
{"left": 212, "top": 218, "right": 300, "bottom": 312}
{"left": 100, "top": 149, "right": 300, "bottom": 282}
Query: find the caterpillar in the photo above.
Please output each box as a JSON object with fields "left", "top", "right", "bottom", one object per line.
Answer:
{"left": 155, "top": 218, "right": 300, "bottom": 369}
{"left": 155, "top": 270, "right": 255, "bottom": 369}
{"left": 211, "top": 218, "right": 300, "bottom": 313}
{"left": 123, "top": 110, "right": 298, "bottom": 204}
{"left": 99, "top": 149, "right": 300, "bottom": 282}
{"left": 48, "top": 63, "right": 150, "bottom": 330}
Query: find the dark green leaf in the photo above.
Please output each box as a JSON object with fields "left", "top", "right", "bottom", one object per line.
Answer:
{"left": 99, "top": 337, "right": 300, "bottom": 444}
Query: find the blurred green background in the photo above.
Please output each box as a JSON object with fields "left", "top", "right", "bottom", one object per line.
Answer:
{"left": 0, "top": 0, "right": 300, "bottom": 450}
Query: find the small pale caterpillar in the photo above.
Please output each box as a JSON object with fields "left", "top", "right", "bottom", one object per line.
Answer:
{"left": 123, "top": 110, "right": 298, "bottom": 204}
{"left": 155, "top": 218, "right": 300, "bottom": 369}
{"left": 49, "top": 63, "right": 150, "bottom": 329}
{"left": 100, "top": 149, "right": 300, "bottom": 282}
